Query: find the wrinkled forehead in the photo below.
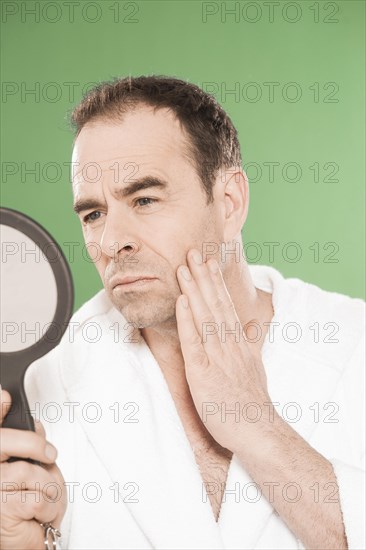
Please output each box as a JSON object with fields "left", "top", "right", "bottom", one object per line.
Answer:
{"left": 71, "top": 108, "right": 194, "bottom": 189}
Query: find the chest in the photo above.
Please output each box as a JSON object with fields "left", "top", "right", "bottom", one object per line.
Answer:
{"left": 192, "top": 442, "right": 233, "bottom": 521}
{"left": 178, "top": 400, "right": 233, "bottom": 522}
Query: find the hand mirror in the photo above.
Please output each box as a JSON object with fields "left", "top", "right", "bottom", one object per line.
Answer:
{"left": 0, "top": 207, "right": 74, "bottom": 455}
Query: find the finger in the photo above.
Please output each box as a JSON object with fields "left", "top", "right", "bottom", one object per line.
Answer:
{"left": 0, "top": 387, "right": 12, "bottom": 424}
{"left": 1, "top": 460, "right": 63, "bottom": 501}
{"left": 42, "top": 463, "right": 68, "bottom": 526}
{"left": 176, "top": 294, "right": 210, "bottom": 375}
{"left": 2, "top": 490, "right": 58, "bottom": 524}
{"left": 34, "top": 419, "right": 46, "bottom": 438}
{"left": 0, "top": 514, "right": 47, "bottom": 550}
{"left": 189, "top": 251, "right": 251, "bottom": 353}
{"left": 42, "top": 462, "right": 67, "bottom": 497}
{"left": 0, "top": 429, "right": 57, "bottom": 463}
{"left": 188, "top": 250, "right": 241, "bottom": 326}
{"left": 176, "top": 264, "right": 222, "bottom": 358}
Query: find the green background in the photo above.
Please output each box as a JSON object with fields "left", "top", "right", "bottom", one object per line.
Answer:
{"left": 1, "top": 0, "right": 365, "bottom": 311}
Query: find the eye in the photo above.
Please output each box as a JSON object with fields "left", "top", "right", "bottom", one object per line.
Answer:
{"left": 134, "top": 197, "right": 158, "bottom": 208}
{"left": 83, "top": 211, "right": 102, "bottom": 225}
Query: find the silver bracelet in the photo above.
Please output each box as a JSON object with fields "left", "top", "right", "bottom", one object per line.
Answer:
{"left": 39, "top": 522, "right": 62, "bottom": 550}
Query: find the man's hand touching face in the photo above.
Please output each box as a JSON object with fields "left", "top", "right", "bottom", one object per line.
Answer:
{"left": 175, "top": 248, "right": 272, "bottom": 452}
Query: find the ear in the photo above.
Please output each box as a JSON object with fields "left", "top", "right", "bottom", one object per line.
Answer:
{"left": 220, "top": 167, "right": 249, "bottom": 242}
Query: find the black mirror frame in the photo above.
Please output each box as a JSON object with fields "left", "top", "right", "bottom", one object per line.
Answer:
{"left": 0, "top": 206, "right": 74, "bottom": 439}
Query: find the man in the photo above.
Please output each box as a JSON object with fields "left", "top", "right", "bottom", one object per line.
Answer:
{"left": 1, "top": 76, "right": 364, "bottom": 549}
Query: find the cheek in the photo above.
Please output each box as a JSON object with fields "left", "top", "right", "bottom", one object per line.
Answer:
{"left": 82, "top": 224, "right": 104, "bottom": 244}
{"left": 82, "top": 224, "right": 104, "bottom": 252}
{"left": 82, "top": 239, "right": 106, "bottom": 273}
{"left": 153, "top": 218, "right": 214, "bottom": 266}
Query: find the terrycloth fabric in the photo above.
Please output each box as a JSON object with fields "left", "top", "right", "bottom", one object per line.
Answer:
{"left": 24, "top": 265, "right": 365, "bottom": 549}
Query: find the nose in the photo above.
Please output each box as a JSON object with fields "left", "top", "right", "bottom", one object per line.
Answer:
{"left": 99, "top": 209, "right": 140, "bottom": 262}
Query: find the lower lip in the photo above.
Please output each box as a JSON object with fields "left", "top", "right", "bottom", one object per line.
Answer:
{"left": 113, "top": 278, "right": 157, "bottom": 290}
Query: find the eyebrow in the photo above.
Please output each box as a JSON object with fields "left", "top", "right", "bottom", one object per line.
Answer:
{"left": 73, "top": 176, "right": 168, "bottom": 215}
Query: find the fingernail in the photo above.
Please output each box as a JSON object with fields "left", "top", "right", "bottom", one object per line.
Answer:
{"left": 181, "top": 295, "right": 189, "bottom": 309}
{"left": 192, "top": 250, "right": 202, "bottom": 265}
{"left": 180, "top": 266, "right": 192, "bottom": 281}
{"left": 45, "top": 443, "right": 57, "bottom": 461}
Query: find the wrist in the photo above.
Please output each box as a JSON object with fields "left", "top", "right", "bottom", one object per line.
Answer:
{"left": 231, "top": 401, "right": 285, "bottom": 459}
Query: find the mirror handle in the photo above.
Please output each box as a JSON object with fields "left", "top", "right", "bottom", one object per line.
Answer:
{"left": 2, "top": 382, "right": 41, "bottom": 466}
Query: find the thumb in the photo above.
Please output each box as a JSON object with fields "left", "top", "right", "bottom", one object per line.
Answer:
{"left": 0, "top": 385, "right": 12, "bottom": 425}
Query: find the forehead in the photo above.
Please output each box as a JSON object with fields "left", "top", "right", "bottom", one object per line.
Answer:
{"left": 71, "top": 106, "right": 194, "bottom": 188}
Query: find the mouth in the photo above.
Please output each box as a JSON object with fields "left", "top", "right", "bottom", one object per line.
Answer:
{"left": 111, "top": 276, "right": 158, "bottom": 291}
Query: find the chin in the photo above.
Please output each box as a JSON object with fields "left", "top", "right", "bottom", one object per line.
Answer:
{"left": 113, "top": 298, "right": 177, "bottom": 329}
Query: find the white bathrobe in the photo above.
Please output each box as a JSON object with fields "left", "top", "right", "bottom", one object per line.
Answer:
{"left": 24, "top": 265, "right": 365, "bottom": 549}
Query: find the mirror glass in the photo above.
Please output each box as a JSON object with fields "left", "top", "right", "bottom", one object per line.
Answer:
{"left": 0, "top": 225, "right": 58, "bottom": 352}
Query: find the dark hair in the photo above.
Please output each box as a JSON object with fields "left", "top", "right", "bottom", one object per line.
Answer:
{"left": 69, "top": 75, "right": 242, "bottom": 204}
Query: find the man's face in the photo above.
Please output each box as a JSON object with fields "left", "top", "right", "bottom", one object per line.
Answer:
{"left": 72, "top": 106, "right": 223, "bottom": 328}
